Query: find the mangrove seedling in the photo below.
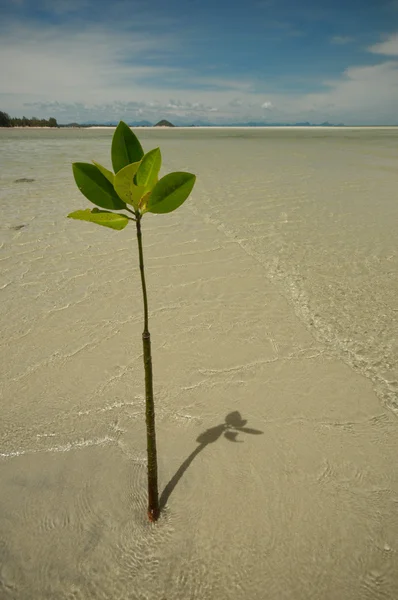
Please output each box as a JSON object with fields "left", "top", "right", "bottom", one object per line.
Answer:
{"left": 68, "top": 121, "right": 196, "bottom": 521}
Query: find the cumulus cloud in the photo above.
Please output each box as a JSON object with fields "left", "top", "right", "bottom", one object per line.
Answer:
{"left": 294, "top": 60, "right": 398, "bottom": 123}
{"left": 369, "top": 32, "right": 398, "bottom": 56}
{"left": 261, "top": 101, "right": 273, "bottom": 109}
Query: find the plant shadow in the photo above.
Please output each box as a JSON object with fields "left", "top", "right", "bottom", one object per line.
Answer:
{"left": 159, "top": 411, "right": 263, "bottom": 512}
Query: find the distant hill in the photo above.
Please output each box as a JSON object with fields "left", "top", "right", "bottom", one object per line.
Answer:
{"left": 154, "top": 120, "right": 175, "bottom": 127}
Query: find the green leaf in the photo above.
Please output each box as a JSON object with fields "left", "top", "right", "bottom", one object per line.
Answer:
{"left": 135, "top": 147, "right": 161, "bottom": 191}
{"left": 111, "top": 121, "right": 144, "bottom": 173}
{"left": 72, "top": 163, "right": 126, "bottom": 210}
{"left": 114, "top": 162, "right": 146, "bottom": 209}
{"left": 138, "top": 190, "right": 152, "bottom": 213}
{"left": 92, "top": 161, "right": 114, "bottom": 184}
{"left": 147, "top": 172, "right": 196, "bottom": 214}
{"left": 67, "top": 208, "right": 129, "bottom": 230}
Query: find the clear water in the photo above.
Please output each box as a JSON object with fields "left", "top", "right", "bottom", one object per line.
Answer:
{"left": 179, "top": 127, "right": 398, "bottom": 415}
{"left": 1, "top": 127, "right": 398, "bottom": 600}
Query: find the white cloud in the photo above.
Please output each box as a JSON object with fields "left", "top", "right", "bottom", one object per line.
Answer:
{"left": 369, "top": 32, "right": 398, "bottom": 56}
{"left": 0, "top": 21, "right": 252, "bottom": 110}
{"left": 1, "top": 19, "right": 398, "bottom": 124}
{"left": 0, "top": 22, "right": 180, "bottom": 101}
{"left": 293, "top": 60, "right": 398, "bottom": 123}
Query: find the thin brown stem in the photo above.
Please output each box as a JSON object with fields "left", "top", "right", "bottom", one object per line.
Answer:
{"left": 136, "top": 215, "right": 159, "bottom": 521}
{"left": 125, "top": 206, "right": 136, "bottom": 217}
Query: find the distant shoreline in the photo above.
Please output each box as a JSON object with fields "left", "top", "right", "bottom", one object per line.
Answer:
{"left": 1, "top": 125, "right": 397, "bottom": 130}
{"left": 0, "top": 126, "right": 55, "bottom": 129}
{"left": 83, "top": 125, "right": 397, "bottom": 130}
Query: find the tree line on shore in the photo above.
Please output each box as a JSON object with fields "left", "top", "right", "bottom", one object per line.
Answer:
{"left": 0, "top": 111, "right": 58, "bottom": 127}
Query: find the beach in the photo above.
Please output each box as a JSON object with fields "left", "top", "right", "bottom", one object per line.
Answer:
{"left": 1, "top": 127, "right": 398, "bottom": 599}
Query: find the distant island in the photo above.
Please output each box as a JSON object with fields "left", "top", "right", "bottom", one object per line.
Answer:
{"left": 154, "top": 119, "right": 175, "bottom": 127}
{"left": 1, "top": 111, "right": 351, "bottom": 129}
{"left": 149, "top": 119, "right": 344, "bottom": 127}
{"left": 58, "top": 119, "right": 347, "bottom": 128}
{"left": 0, "top": 111, "right": 58, "bottom": 128}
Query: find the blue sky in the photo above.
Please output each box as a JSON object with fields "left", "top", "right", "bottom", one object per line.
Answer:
{"left": 1, "top": 0, "right": 398, "bottom": 124}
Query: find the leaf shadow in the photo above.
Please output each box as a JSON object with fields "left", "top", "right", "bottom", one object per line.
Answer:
{"left": 159, "top": 411, "right": 263, "bottom": 512}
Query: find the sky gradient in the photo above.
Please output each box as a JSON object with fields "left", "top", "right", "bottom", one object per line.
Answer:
{"left": 1, "top": 0, "right": 398, "bottom": 124}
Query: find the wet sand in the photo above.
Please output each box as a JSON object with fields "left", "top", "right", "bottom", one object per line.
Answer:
{"left": 1, "top": 128, "right": 398, "bottom": 599}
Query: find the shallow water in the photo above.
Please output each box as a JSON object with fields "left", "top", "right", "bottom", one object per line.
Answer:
{"left": 1, "top": 127, "right": 398, "bottom": 599}
{"left": 177, "top": 127, "right": 398, "bottom": 414}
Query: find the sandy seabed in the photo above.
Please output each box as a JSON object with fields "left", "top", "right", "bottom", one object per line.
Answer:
{"left": 1, "top": 127, "right": 398, "bottom": 599}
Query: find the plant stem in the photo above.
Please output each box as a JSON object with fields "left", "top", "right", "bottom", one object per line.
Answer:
{"left": 125, "top": 206, "right": 137, "bottom": 219}
{"left": 135, "top": 214, "right": 160, "bottom": 522}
